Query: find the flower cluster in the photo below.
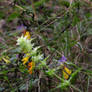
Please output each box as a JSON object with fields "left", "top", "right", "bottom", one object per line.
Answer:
{"left": 58, "top": 55, "right": 72, "bottom": 80}
{"left": 17, "top": 36, "right": 33, "bottom": 53}
{"left": 58, "top": 55, "right": 67, "bottom": 65}
{"left": 16, "top": 30, "right": 44, "bottom": 74}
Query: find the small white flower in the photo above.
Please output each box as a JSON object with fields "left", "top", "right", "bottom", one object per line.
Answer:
{"left": 32, "top": 54, "right": 43, "bottom": 62}
{"left": 31, "top": 46, "right": 40, "bottom": 55}
{"left": 16, "top": 35, "right": 45, "bottom": 64}
{"left": 16, "top": 36, "right": 34, "bottom": 52}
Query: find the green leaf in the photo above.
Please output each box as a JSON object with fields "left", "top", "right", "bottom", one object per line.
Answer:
{"left": 19, "top": 64, "right": 28, "bottom": 73}
{"left": 86, "top": 13, "right": 92, "bottom": 18}
{"left": 0, "top": 70, "right": 8, "bottom": 75}
{"left": 7, "top": 12, "right": 20, "bottom": 22}
{"left": 84, "top": 69, "right": 92, "bottom": 75}
{"left": 69, "top": 68, "right": 82, "bottom": 84}
{"left": 50, "top": 80, "right": 70, "bottom": 91}
{"left": 34, "top": 0, "right": 49, "bottom": 8}
{"left": 59, "top": 1, "right": 70, "bottom": 7}
{"left": 45, "top": 69, "right": 55, "bottom": 76}
{"left": 4, "top": 76, "right": 8, "bottom": 81}
{"left": 72, "top": 16, "right": 80, "bottom": 26}
{"left": 0, "top": 11, "right": 4, "bottom": 19}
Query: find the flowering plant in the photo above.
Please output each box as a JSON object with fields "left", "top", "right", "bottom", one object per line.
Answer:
{"left": 16, "top": 35, "right": 45, "bottom": 74}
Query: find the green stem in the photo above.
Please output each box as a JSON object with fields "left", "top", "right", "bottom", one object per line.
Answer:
{"left": 71, "top": 85, "right": 82, "bottom": 92}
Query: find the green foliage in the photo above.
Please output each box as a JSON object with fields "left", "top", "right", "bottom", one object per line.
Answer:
{"left": 72, "top": 15, "right": 80, "bottom": 26}
{"left": 7, "top": 12, "right": 20, "bottom": 22}
{"left": 45, "top": 69, "right": 55, "bottom": 77}
{"left": 69, "top": 68, "right": 82, "bottom": 84}
{"left": 34, "top": 0, "right": 49, "bottom": 8}
{"left": 0, "top": 11, "right": 4, "bottom": 19}
{"left": 0, "top": 0, "right": 92, "bottom": 92}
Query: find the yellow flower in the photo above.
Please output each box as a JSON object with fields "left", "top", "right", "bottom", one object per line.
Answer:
{"left": 22, "top": 56, "right": 29, "bottom": 65}
{"left": 22, "top": 54, "right": 35, "bottom": 74}
{"left": 63, "top": 66, "right": 72, "bottom": 80}
{"left": 24, "top": 31, "right": 31, "bottom": 39}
